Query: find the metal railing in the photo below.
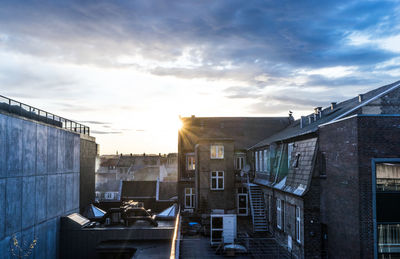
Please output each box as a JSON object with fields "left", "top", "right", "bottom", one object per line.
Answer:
{"left": 170, "top": 207, "right": 181, "bottom": 259}
{"left": 0, "top": 95, "right": 90, "bottom": 135}
{"left": 378, "top": 223, "right": 400, "bottom": 253}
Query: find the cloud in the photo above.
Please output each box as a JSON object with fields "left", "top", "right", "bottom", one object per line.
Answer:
{"left": 91, "top": 130, "right": 123, "bottom": 135}
{"left": 78, "top": 120, "right": 111, "bottom": 125}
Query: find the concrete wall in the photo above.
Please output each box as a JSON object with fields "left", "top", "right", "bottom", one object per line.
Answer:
{"left": 0, "top": 112, "right": 80, "bottom": 259}
{"left": 79, "top": 137, "right": 97, "bottom": 213}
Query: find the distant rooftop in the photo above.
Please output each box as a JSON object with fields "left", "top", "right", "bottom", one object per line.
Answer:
{"left": 0, "top": 94, "right": 90, "bottom": 135}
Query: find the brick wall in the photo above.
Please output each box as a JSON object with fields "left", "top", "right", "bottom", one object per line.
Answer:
{"left": 319, "top": 116, "right": 361, "bottom": 259}
{"left": 357, "top": 116, "right": 400, "bottom": 258}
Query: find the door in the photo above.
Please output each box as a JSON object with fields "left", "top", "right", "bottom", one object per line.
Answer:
{"left": 237, "top": 193, "right": 248, "bottom": 216}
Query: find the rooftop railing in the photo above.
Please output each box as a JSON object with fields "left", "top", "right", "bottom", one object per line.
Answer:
{"left": 0, "top": 94, "right": 90, "bottom": 136}
{"left": 170, "top": 207, "right": 181, "bottom": 259}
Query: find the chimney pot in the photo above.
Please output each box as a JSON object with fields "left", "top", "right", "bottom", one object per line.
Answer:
{"left": 331, "top": 102, "right": 337, "bottom": 110}
{"left": 358, "top": 94, "right": 363, "bottom": 103}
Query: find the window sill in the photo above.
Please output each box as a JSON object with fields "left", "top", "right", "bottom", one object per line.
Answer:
{"left": 210, "top": 189, "right": 224, "bottom": 191}
{"left": 210, "top": 158, "right": 224, "bottom": 160}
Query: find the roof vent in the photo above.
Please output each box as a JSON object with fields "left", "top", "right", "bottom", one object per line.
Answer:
{"left": 331, "top": 102, "right": 337, "bottom": 110}
{"left": 358, "top": 94, "right": 363, "bottom": 103}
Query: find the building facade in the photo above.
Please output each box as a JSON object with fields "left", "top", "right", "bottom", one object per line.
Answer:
{"left": 177, "top": 116, "right": 291, "bottom": 214}
{"left": 248, "top": 80, "right": 400, "bottom": 258}
{"left": 0, "top": 97, "right": 97, "bottom": 259}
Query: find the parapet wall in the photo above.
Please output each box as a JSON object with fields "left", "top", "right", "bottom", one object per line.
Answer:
{"left": 0, "top": 112, "right": 81, "bottom": 258}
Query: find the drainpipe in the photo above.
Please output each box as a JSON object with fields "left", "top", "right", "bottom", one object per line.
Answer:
{"left": 156, "top": 177, "right": 160, "bottom": 201}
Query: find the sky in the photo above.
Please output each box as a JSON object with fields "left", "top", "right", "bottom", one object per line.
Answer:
{"left": 1, "top": 0, "right": 400, "bottom": 154}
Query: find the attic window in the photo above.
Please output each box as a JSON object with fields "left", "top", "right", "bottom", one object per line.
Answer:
{"left": 293, "top": 153, "right": 301, "bottom": 168}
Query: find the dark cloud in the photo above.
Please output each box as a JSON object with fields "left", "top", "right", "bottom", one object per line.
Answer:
{"left": 0, "top": 0, "right": 399, "bottom": 98}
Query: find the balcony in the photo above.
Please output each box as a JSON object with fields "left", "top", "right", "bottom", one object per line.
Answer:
{"left": 378, "top": 223, "right": 400, "bottom": 254}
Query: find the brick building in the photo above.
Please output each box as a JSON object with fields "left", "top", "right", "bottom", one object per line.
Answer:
{"left": 177, "top": 117, "right": 291, "bottom": 214}
{"left": 248, "top": 80, "right": 400, "bottom": 258}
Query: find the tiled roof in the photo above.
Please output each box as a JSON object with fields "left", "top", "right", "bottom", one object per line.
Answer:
{"left": 251, "top": 80, "right": 400, "bottom": 149}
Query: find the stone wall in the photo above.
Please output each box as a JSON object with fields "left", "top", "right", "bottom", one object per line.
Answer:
{"left": 0, "top": 112, "right": 80, "bottom": 259}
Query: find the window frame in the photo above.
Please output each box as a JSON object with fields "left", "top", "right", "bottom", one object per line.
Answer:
{"left": 210, "top": 144, "right": 224, "bottom": 159}
{"left": 296, "top": 206, "right": 301, "bottom": 243}
{"left": 211, "top": 171, "right": 224, "bottom": 190}
{"left": 255, "top": 151, "right": 259, "bottom": 171}
{"left": 277, "top": 199, "right": 282, "bottom": 229}
{"left": 186, "top": 153, "right": 196, "bottom": 171}
{"left": 184, "top": 188, "right": 195, "bottom": 208}
{"left": 235, "top": 155, "right": 245, "bottom": 170}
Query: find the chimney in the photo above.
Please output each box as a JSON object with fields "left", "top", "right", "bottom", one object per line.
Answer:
{"left": 358, "top": 94, "right": 363, "bottom": 103}
{"left": 300, "top": 116, "right": 307, "bottom": 128}
{"left": 314, "top": 107, "right": 322, "bottom": 120}
{"left": 191, "top": 115, "right": 195, "bottom": 119}
{"left": 289, "top": 111, "right": 294, "bottom": 122}
{"left": 331, "top": 102, "right": 337, "bottom": 110}
{"left": 308, "top": 115, "right": 314, "bottom": 124}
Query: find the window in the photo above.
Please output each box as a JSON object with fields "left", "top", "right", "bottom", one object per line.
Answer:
{"left": 296, "top": 206, "right": 301, "bottom": 243}
{"left": 211, "top": 171, "right": 224, "bottom": 190}
{"left": 184, "top": 188, "right": 195, "bottom": 208}
{"left": 211, "top": 144, "right": 224, "bottom": 159}
{"left": 263, "top": 150, "right": 268, "bottom": 172}
{"left": 293, "top": 153, "right": 301, "bottom": 168}
{"left": 255, "top": 151, "right": 259, "bottom": 171}
{"left": 187, "top": 154, "right": 195, "bottom": 170}
{"left": 277, "top": 199, "right": 284, "bottom": 230}
{"left": 105, "top": 192, "right": 114, "bottom": 199}
{"left": 288, "top": 143, "right": 294, "bottom": 168}
{"left": 235, "top": 156, "right": 244, "bottom": 170}
{"left": 260, "top": 151, "right": 264, "bottom": 172}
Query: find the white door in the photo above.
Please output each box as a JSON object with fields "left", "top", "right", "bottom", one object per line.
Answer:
{"left": 237, "top": 193, "right": 248, "bottom": 216}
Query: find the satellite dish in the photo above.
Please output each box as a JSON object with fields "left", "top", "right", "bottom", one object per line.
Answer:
{"left": 240, "top": 165, "right": 251, "bottom": 177}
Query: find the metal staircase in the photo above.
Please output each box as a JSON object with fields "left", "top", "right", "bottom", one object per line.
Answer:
{"left": 248, "top": 183, "right": 268, "bottom": 232}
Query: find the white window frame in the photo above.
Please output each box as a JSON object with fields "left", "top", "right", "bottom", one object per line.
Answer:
{"left": 296, "top": 206, "right": 301, "bottom": 243}
{"left": 277, "top": 199, "right": 282, "bottom": 229}
{"left": 255, "top": 152, "right": 259, "bottom": 171}
{"left": 235, "top": 156, "right": 244, "bottom": 170}
{"left": 105, "top": 192, "right": 114, "bottom": 199}
{"left": 211, "top": 171, "right": 224, "bottom": 190}
{"left": 211, "top": 144, "right": 224, "bottom": 159}
{"left": 184, "top": 188, "right": 195, "bottom": 208}
{"left": 186, "top": 153, "right": 195, "bottom": 171}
